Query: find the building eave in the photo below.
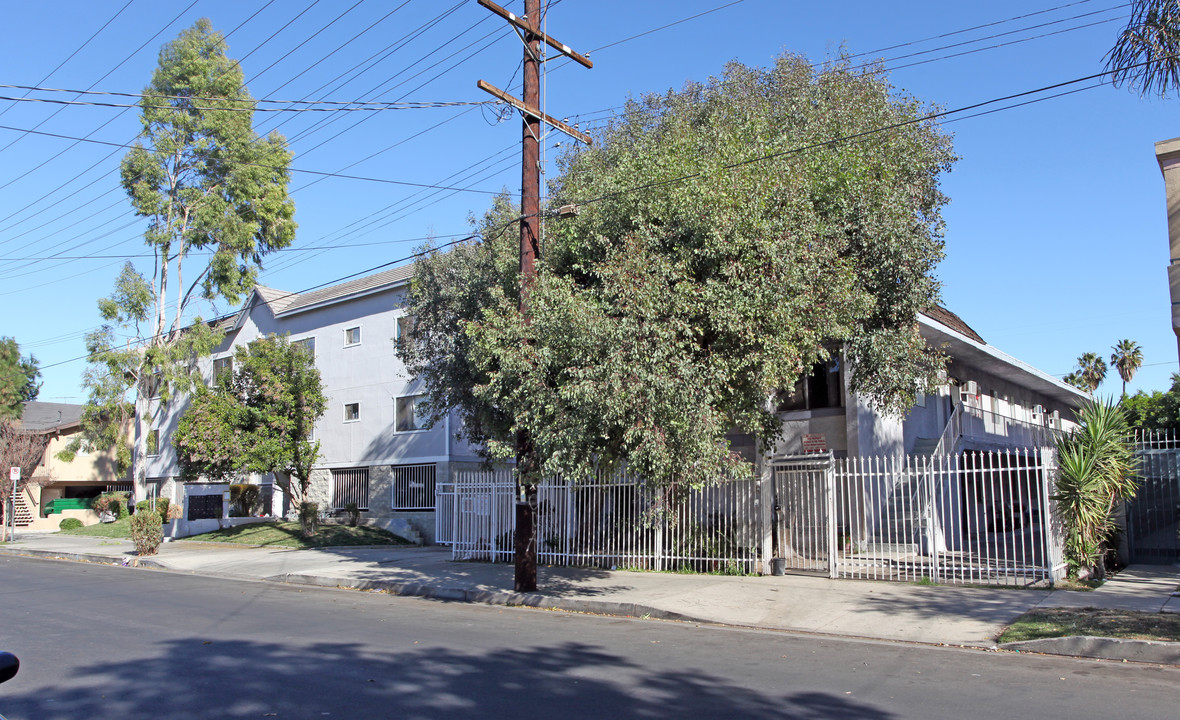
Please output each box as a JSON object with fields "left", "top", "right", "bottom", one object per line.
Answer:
{"left": 918, "top": 313, "right": 1089, "bottom": 408}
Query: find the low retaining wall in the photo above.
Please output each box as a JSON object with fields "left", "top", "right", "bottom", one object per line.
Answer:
{"left": 166, "top": 516, "right": 274, "bottom": 540}
{"left": 24, "top": 508, "right": 100, "bottom": 532}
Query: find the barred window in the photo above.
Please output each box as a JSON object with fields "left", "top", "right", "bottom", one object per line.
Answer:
{"left": 332, "top": 467, "right": 370, "bottom": 511}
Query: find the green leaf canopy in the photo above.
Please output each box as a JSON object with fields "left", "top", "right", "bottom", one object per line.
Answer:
{"left": 402, "top": 52, "right": 955, "bottom": 490}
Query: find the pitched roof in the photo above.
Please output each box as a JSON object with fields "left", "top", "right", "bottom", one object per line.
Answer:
{"left": 19, "top": 402, "right": 83, "bottom": 433}
{"left": 275, "top": 264, "right": 414, "bottom": 316}
{"left": 253, "top": 285, "right": 301, "bottom": 315}
{"left": 921, "top": 305, "right": 984, "bottom": 344}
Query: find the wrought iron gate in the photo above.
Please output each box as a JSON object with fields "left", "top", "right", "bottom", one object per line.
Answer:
{"left": 772, "top": 456, "right": 834, "bottom": 575}
{"left": 1128, "top": 438, "right": 1180, "bottom": 565}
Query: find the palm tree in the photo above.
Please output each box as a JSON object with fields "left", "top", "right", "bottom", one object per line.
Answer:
{"left": 1110, "top": 339, "right": 1145, "bottom": 397}
{"left": 1064, "top": 353, "right": 1108, "bottom": 394}
{"left": 1107, "top": 1, "right": 1180, "bottom": 96}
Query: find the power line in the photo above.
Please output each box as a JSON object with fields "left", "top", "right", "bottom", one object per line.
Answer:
{"left": 0, "top": 94, "right": 491, "bottom": 112}
{"left": 0, "top": 0, "right": 135, "bottom": 121}
{"left": 0, "top": 123, "right": 507, "bottom": 194}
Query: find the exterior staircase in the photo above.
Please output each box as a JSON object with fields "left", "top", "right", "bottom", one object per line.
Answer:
{"left": 381, "top": 517, "right": 424, "bottom": 546}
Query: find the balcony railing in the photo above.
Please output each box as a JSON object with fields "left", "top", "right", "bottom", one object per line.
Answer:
{"left": 960, "top": 404, "right": 1062, "bottom": 449}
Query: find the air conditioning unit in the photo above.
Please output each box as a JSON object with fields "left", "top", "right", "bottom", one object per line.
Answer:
{"left": 960, "top": 380, "right": 979, "bottom": 404}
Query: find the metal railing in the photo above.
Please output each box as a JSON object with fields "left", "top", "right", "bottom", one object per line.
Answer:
{"left": 1128, "top": 432, "right": 1180, "bottom": 564}
{"left": 826, "top": 450, "right": 1061, "bottom": 585}
{"left": 441, "top": 448, "right": 1064, "bottom": 586}
{"left": 959, "top": 404, "right": 1061, "bottom": 449}
{"left": 441, "top": 468, "right": 761, "bottom": 573}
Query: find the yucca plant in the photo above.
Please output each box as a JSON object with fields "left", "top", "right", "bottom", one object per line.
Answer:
{"left": 1052, "top": 399, "right": 1139, "bottom": 579}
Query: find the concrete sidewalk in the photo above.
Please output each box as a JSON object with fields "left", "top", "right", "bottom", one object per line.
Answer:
{"left": 2, "top": 532, "right": 1177, "bottom": 662}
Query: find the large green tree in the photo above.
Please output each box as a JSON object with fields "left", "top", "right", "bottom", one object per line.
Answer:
{"left": 0, "top": 337, "right": 40, "bottom": 421}
{"left": 401, "top": 53, "right": 955, "bottom": 501}
{"left": 70, "top": 20, "right": 296, "bottom": 500}
{"left": 1120, "top": 372, "right": 1180, "bottom": 431}
{"left": 173, "top": 335, "right": 325, "bottom": 535}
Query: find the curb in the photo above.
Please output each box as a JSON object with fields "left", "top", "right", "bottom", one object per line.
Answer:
{"left": 0, "top": 546, "right": 168, "bottom": 571}
{"left": 270, "top": 572, "right": 702, "bottom": 623}
{"left": 1000, "top": 636, "right": 1180, "bottom": 665}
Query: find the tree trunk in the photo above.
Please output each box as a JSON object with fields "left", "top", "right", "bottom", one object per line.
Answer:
{"left": 132, "top": 386, "right": 152, "bottom": 504}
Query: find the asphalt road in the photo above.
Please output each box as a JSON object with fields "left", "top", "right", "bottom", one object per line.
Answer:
{"left": 1, "top": 555, "right": 1176, "bottom": 720}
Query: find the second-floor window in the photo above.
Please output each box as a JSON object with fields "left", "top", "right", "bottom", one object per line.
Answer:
{"left": 292, "top": 337, "right": 315, "bottom": 358}
{"left": 397, "top": 316, "right": 416, "bottom": 345}
{"left": 344, "top": 403, "right": 360, "bottom": 422}
{"left": 147, "top": 429, "right": 160, "bottom": 456}
{"left": 212, "top": 357, "right": 233, "bottom": 383}
{"left": 395, "top": 395, "right": 427, "bottom": 432}
{"left": 345, "top": 326, "right": 362, "bottom": 347}
{"left": 777, "top": 357, "right": 842, "bottom": 412}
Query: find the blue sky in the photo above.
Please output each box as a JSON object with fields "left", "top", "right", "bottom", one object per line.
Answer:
{"left": 0, "top": 0, "right": 1174, "bottom": 403}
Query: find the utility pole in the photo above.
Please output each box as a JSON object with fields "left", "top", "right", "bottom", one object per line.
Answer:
{"left": 478, "top": 0, "right": 591, "bottom": 592}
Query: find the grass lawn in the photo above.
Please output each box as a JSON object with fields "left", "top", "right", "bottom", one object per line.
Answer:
{"left": 58, "top": 518, "right": 132, "bottom": 539}
{"left": 998, "top": 608, "right": 1180, "bottom": 644}
{"left": 183, "top": 521, "right": 411, "bottom": 549}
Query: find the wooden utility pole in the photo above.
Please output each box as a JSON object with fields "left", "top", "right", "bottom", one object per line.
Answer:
{"left": 478, "top": 0, "right": 591, "bottom": 592}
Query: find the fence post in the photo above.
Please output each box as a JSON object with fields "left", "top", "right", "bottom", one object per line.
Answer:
{"left": 826, "top": 461, "right": 838, "bottom": 579}
{"left": 1038, "top": 447, "right": 1060, "bottom": 586}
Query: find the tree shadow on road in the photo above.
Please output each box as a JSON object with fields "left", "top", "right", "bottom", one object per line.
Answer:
{"left": 3, "top": 636, "right": 897, "bottom": 720}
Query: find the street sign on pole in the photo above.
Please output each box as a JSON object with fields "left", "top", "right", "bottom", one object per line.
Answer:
{"left": 8, "top": 467, "right": 18, "bottom": 482}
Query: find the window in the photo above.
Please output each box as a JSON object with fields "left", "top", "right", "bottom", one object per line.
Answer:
{"left": 777, "top": 356, "right": 842, "bottom": 412}
{"left": 332, "top": 467, "right": 370, "bottom": 511}
{"left": 396, "top": 316, "right": 416, "bottom": 345}
{"left": 147, "top": 429, "right": 160, "bottom": 456}
{"left": 392, "top": 463, "right": 436, "bottom": 511}
{"left": 344, "top": 403, "right": 360, "bottom": 422}
{"left": 213, "top": 356, "right": 233, "bottom": 382}
{"left": 292, "top": 337, "right": 315, "bottom": 358}
{"left": 344, "top": 326, "right": 361, "bottom": 346}
{"left": 395, "top": 395, "right": 427, "bottom": 432}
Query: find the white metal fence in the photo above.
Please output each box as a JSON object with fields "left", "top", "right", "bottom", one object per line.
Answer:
{"left": 822, "top": 450, "right": 1063, "bottom": 585}
{"left": 440, "top": 448, "right": 1064, "bottom": 586}
{"left": 439, "top": 468, "right": 761, "bottom": 573}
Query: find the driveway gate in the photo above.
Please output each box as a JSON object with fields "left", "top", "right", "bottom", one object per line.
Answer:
{"left": 1128, "top": 438, "right": 1180, "bottom": 565}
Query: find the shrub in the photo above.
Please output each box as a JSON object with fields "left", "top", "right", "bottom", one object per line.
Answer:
{"left": 1053, "top": 399, "right": 1138, "bottom": 579}
{"left": 130, "top": 510, "right": 163, "bottom": 556}
{"left": 230, "top": 484, "right": 262, "bottom": 517}
{"left": 136, "top": 498, "right": 171, "bottom": 523}
{"left": 343, "top": 502, "right": 361, "bottom": 527}
{"left": 58, "top": 517, "right": 84, "bottom": 531}
{"left": 166, "top": 501, "right": 183, "bottom": 520}
{"left": 298, "top": 501, "right": 319, "bottom": 537}
{"left": 93, "top": 492, "right": 131, "bottom": 519}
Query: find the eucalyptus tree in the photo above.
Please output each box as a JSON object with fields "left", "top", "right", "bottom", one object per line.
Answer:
{"left": 67, "top": 20, "right": 296, "bottom": 500}
{"left": 400, "top": 51, "right": 956, "bottom": 578}
{"left": 0, "top": 337, "right": 40, "bottom": 421}
{"left": 1110, "top": 339, "right": 1144, "bottom": 397}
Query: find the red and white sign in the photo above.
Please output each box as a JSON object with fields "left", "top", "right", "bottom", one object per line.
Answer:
{"left": 802, "top": 434, "right": 827, "bottom": 453}
{"left": 8, "top": 467, "right": 18, "bottom": 482}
